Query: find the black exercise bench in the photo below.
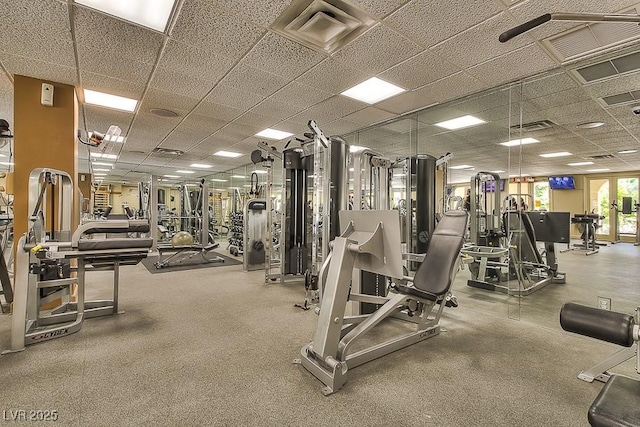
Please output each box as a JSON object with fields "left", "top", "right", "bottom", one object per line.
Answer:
{"left": 560, "top": 303, "right": 640, "bottom": 426}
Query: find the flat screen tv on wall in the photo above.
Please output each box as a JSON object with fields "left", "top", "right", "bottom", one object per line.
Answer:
{"left": 548, "top": 176, "right": 576, "bottom": 190}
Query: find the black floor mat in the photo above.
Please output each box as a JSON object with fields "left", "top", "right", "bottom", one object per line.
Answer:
{"left": 141, "top": 251, "right": 242, "bottom": 274}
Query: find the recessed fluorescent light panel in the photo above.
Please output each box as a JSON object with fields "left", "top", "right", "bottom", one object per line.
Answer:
{"left": 75, "top": 0, "right": 177, "bottom": 32}
{"left": 499, "top": 138, "right": 539, "bottom": 147}
{"left": 450, "top": 164, "right": 474, "bottom": 170}
{"left": 231, "top": 175, "right": 245, "bottom": 179}
{"left": 341, "top": 77, "right": 405, "bottom": 104}
{"left": 83, "top": 89, "right": 138, "bottom": 112}
{"left": 92, "top": 162, "right": 113, "bottom": 167}
{"left": 491, "top": 170, "right": 506, "bottom": 174}
{"left": 214, "top": 151, "right": 242, "bottom": 158}
{"left": 568, "top": 162, "right": 594, "bottom": 166}
{"left": 434, "top": 115, "right": 486, "bottom": 130}
{"left": 252, "top": 170, "right": 267, "bottom": 174}
{"left": 176, "top": 170, "right": 194, "bottom": 174}
{"left": 540, "top": 152, "right": 572, "bottom": 158}
{"left": 164, "top": 175, "right": 180, "bottom": 178}
{"left": 211, "top": 178, "right": 228, "bottom": 182}
{"left": 255, "top": 129, "right": 294, "bottom": 140}
{"left": 93, "top": 168, "right": 110, "bottom": 172}
{"left": 618, "top": 149, "right": 637, "bottom": 154}
{"left": 190, "top": 163, "right": 213, "bottom": 169}
{"left": 587, "top": 168, "right": 610, "bottom": 172}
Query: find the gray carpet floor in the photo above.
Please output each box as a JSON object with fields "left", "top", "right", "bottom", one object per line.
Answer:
{"left": 0, "top": 241, "right": 638, "bottom": 426}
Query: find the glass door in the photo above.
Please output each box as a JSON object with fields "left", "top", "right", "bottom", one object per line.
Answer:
{"left": 616, "top": 177, "right": 639, "bottom": 241}
{"left": 588, "top": 178, "right": 610, "bottom": 240}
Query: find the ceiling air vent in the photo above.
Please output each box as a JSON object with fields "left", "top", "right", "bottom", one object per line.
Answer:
{"left": 600, "top": 90, "right": 640, "bottom": 106}
{"left": 585, "top": 154, "right": 615, "bottom": 160}
{"left": 271, "top": 0, "right": 376, "bottom": 54}
{"left": 542, "top": 5, "right": 640, "bottom": 64}
{"left": 152, "top": 147, "right": 184, "bottom": 156}
{"left": 573, "top": 51, "right": 640, "bottom": 83}
{"left": 510, "top": 120, "right": 556, "bottom": 132}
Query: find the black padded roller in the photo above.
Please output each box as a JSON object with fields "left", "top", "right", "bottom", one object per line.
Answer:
{"left": 560, "top": 303, "right": 635, "bottom": 347}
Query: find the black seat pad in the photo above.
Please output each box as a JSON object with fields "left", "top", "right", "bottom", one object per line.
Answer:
{"left": 589, "top": 374, "right": 640, "bottom": 427}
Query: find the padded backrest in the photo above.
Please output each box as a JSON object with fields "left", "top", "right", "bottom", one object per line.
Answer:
{"left": 82, "top": 220, "right": 150, "bottom": 234}
{"left": 413, "top": 210, "right": 468, "bottom": 296}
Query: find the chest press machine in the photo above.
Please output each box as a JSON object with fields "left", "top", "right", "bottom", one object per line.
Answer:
{"left": 295, "top": 209, "right": 468, "bottom": 395}
{"left": 4, "top": 169, "right": 152, "bottom": 353}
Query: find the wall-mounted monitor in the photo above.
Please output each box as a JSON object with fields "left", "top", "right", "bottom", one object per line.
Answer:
{"left": 482, "top": 179, "right": 505, "bottom": 192}
{"left": 548, "top": 176, "right": 576, "bottom": 190}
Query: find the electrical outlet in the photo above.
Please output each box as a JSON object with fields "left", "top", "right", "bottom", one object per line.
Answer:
{"left": 597, "top": 296, "right": 611, "bottom": 311}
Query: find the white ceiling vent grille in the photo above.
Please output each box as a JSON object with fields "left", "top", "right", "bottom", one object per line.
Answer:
{"left": 271, "top": 0, "right": 376, "bottom": 54}
{"left": 542, "top": 6, "right": 640, "bottom": 64}
{"left": 152, "top": 147, "right": 184, "bottom": 157}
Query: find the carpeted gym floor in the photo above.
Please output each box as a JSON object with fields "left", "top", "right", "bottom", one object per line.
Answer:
{"left": 0, "top": 242, "right": 638, "bottom": 426}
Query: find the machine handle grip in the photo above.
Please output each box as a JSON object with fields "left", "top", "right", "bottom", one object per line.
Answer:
{"left": 30, "top": 244, "right": 43, "bottom": 254}
{"left": 499, "top": 14, "right": 551, "bottom": 42}
{"left": 560, "top": 303, "right": 635, "bottom": 347}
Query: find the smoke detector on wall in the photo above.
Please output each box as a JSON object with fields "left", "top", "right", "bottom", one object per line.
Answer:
{"left": 271, "top": 0, "right": 376, "bottom": 54}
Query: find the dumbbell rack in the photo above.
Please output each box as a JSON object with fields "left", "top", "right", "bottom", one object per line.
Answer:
{"left": 228, "top": 211, "right": 244, "bottom": 256}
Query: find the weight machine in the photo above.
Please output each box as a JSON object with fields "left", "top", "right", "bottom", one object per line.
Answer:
{"left": 294, "top": 210, "right": 468, "bottom": 395}
{"left": 4, "top": 168, "right": 151, "bottom": 353}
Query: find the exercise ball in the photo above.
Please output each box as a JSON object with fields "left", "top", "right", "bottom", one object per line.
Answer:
{"left": 172, "top": 231, "right": 194, "bottom": 247}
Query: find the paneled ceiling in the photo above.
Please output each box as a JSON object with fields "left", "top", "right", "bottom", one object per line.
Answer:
{"left": 0, "top": 0, "right": 639, "bottom": 184}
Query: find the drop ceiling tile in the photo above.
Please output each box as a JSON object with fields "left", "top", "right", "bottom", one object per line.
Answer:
{"left": 331, "top": 25, "right": 423, "bottom": 74}
{"left": 142, "top": 89, "right": 202, "bottom": 116}
{"left": 345, "top": 107, "right": 397, "bottom": 125}
{"left": 74, "top": 6, "right": 163, "bottom": 64}
{"left": 375, "top": 89, "right": 439, "bottom": 115}
{"left": 81, "top": 71, "right": 145, "bottom": 100}
{"left": 83, "top": 105, "right": 133, "bottom": 134}
{"left": 350, "top": 0, "right": 410, "bottom": 18}
{"left": 211, "top": 122, "right": 263, "bottom": 144}
{"left": 430, "top": 13, "right": 532, "bottom": 69}
{"left": 235, "top": 111, "right": 279, "bottom": 129}
{"left": 520, "top": 71, "right": 580, "bottom": 99}
{"left": 218, "top": 62, "right": 290, "bottom": 98}
{"left": 418, "top": 72, "right": 491, "bottom": 106}
{"left": 206, "top": 0, "right": 291, "bottom": 27}
{"left": 249, "top": 98, "right": 304, "bottom": 122}
{"left": 0, "top": 54, "right": 77, "bottom": 86}
{"left": 378, "top": 50, "right": 461, "bottom": 90}
{"left": 203, "top": 82, "right": 266, "bottom": 111}
{"left": 297, "top": 58, "right": 374, "bottom": 94}
{"left": 159, "top": 39, "right": 236, "bottom": 84}
{"left": 323, "top": 119, "right": 364, "bottom": 136}
{"left": 467, "top": 44, "right": 558, "bottom": 87}
{"left": 290, "top": 95, "right": 367, "bottom": 125}
{"left": 524, "top": 88, "right": 593, "bottom": 111}
{"left": 582, "top": 73, "right": 640, "bottom": 99}
{"left": 5, "top": 0, "right": 71, "bottom": 41}
{"left": 385, "top": 0, "right": 502, "bottom": 47}
{"left": 76, "top": 44, "right": 153, "bottom": 86}
{"left": 180, "top": 114, "right": 228, "bottom": 135}
{"left": 150, "top": 68, "right": 216, "bottom": 100}
{"left": 240, "top": 32, "right": 326, "bottom": 80}
{"left": 269, "top": 81, "right": 333, "bottom": 109}
{"left": 0, "top": 35, "right": 75, "bottom": 69}
{"left": 159, "top": 131, "right": 205, "bottom": 150}
{"left": 192, "top": 101, "right": 243, "bottom": 122}
{"left": 171, "top": 1, "right": 264, "bottom": 61}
